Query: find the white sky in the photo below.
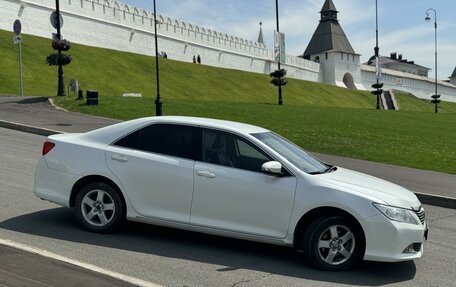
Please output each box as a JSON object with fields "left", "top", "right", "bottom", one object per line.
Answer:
{"left": 123, "top": 0, "right": 456, "bottom": 79}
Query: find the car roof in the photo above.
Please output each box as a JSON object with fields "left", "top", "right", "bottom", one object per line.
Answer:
{"left": 151, "top": 116, "right": 270, "bottom": 134}
{"left": 81, "top": 116, "right": 270, "bottom": 144}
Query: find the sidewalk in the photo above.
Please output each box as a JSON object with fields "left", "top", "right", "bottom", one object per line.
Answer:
{"left": 0, "top": 243, "right": 137, "bottom": 287}
{"left": 1, "top": 96, "right": 455, "bottom": 209}
{"left": 0, "top": 96, "right": 119, "bottom": 134}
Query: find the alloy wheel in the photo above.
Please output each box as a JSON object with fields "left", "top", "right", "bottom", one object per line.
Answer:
{"left": 80, "top": 189, "right": 116, "bottom": 227}
{"left": 316, "top": 224, "right": 355, "bottom": 265}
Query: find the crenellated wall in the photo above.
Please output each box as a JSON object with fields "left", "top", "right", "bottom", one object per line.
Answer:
{"left": 0, "top": 0, "right": 321, "bottom": 82}
{"left": 1, "top": 0, "right": 455, "bottom": 101}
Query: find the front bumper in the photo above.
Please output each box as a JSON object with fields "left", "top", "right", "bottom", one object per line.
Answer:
{"left": 362, "top": 214, "right": 428, "bottom": 262}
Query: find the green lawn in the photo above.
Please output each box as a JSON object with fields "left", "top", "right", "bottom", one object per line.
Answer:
{"left": 55, "top": 97, "right": 456, "bottom": 174}
{"left": 1, "top": 29, "right": 455, "bottom": 174}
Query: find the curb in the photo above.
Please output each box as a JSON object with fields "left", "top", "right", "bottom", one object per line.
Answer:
{"left": 415, "top": 192, "right": 456, "bottom": 210}
{"left": 48, "top": 97, "right": 69, "bottom": 112}
{"left": 1, "top": 119, "right": 455, "bottom": 210}
{"left": 47, "top": 98, "right": 122, "bottom": 123}
{"left": 0, "top": 120, "right": 63, "bottom": 136}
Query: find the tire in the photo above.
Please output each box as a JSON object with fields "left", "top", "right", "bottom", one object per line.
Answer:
{"left": 302, "top": 216, "right": 364, "bottom": 271}
{"left": 75, "top": 182, "right": 124, "bottom": 233}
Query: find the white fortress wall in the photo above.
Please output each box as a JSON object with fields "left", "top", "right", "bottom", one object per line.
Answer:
{"left": 2, "top": 0, "right": 454, "bottom": 100}
{"left": 361, "top": 66, "right": 456, "bottom": 103}
{"left": 0, "top": 0, "right": 321, "bottom": 82}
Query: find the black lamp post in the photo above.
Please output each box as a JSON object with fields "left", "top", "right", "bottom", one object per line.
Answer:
{"left": 55, "top": 0, "right": 66, "bottom": 96}
{"left": 374, "top": 0, "right": 380, "bottom": 109}
{"left": 425, "top": 8, "right": 439, "bottom": 113}
{"left": 153, "top": 0, "right": 162, "bottom": 116}
{"left": 275, "top": 0, "right": 283, "bottom": 105}
{"left": 370, "top": 0, "right": 384, "bottom": 109}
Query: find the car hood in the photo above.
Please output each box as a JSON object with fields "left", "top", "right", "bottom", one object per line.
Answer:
{"left": 318, "top": 167, "right": 421, "bottom": 209}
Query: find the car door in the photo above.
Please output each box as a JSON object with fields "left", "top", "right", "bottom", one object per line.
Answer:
{"left": 105, "top": 124, "right": 200, "bottom": 223}
{"left": 191, "top": 129, "right": 297, "bottom": 239}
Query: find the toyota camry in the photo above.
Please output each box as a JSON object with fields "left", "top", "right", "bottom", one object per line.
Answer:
{"left": 34, "top": 116, "right": 428, "bottom": 270}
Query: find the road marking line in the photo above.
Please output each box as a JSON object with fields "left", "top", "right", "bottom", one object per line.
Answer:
{"left": 0, "top": 238, "right": 163, "bottom": 287}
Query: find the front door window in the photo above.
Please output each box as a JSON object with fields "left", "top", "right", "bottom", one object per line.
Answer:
{"left": 202, "top": 129, "right": 271, "bottom": 172}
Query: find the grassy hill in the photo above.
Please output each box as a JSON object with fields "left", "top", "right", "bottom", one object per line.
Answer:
{"left": 1, "top": 29, "right": 456, "bottom": 174}
{"left": 2, "top": 29, "right": 455, "bottom": 112}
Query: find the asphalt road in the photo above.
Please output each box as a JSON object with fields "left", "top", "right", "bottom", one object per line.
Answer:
{"left": 1, "top": 127, "right": 455, "bottom": 287}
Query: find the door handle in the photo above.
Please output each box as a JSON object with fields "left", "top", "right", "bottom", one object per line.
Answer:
{"left": 111, "top": 155, "right": 129, "bottom": 162}
{"left": 196, "top": 170, "right": 216, "bottom": 178}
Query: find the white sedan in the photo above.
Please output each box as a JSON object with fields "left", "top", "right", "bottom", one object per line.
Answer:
{"left": 34, "top": 116, "right": 427, "bottom": 270}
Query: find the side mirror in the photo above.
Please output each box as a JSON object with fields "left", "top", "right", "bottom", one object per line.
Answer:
{"left": 261, "top": 161, "right": 283, "bottom": 175}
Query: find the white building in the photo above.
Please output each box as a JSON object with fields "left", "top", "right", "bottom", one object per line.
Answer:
{"left": 1, "top": 0, "right": 455, "bottom": 102}
{"left": 301, "top": 0, "right": 363, "bottom": 90}
{"left": 365, "top": 53, "right": 430, "bottom": 77}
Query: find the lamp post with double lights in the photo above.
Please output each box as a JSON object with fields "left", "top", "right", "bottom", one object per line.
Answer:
{"left": 371, "top": 0, "right": 383, "bottom": 110}
{"left": 425, "top": 8, "right": 439, "bottom": 113}
{"left": 271, "top": 0, "right": 287, "bottom": 105}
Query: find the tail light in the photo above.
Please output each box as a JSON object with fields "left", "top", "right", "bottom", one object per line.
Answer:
{"left": 42, "top": 141, "right": 55, "bottom": 155}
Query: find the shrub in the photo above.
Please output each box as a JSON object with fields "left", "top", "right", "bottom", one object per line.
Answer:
{"left": 52, "top": 39, "right": 71, "bottom": 51}
{"left": 46, "top": 53, "right": 72, "bottom": 66}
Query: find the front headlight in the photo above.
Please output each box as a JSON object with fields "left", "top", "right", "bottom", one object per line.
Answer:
{"left": 373, "top": 203, "right": 421, "bottom": 225}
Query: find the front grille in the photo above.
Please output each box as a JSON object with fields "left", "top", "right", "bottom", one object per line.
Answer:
{"left": 414, "top": 207, "right": 425, "bottom": 225}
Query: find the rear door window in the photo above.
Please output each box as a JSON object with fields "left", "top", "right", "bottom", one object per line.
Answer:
{"left": 114, "top": 124, "right": 201, "bottom": 160}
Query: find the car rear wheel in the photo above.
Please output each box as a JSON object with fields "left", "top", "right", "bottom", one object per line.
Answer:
{"left": 303, "top": 216, "right": 364, "bottom": 270}
{"left": 75, "top": 182, "right": 124, "bottom": 233}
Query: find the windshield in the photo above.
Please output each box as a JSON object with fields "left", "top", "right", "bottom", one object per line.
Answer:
{"left": 252, "top": 132, "right": 329, "bottom": 174}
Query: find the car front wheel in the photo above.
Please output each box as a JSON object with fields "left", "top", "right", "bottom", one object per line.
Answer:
{"left": 75, "top": 182, "right": 124, "bottom": 233}
{"left": 303, "top": 216, "right": 364, "bottom": 270}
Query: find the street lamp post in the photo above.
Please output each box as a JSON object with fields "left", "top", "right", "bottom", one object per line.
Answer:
{"left": 275, "top": 0, "right": 283, "bottom": 105}
{"left": 153, "top": 0, "right": 162, "bottom": 116}
{"left": 374, "top": 0, "right": 380, "bottom": 110}
{"left": 55, "top": 0, "right": 66, "bottom": 96}
{"left": 370, "top": 0, "right": 384, "bottom": 109}
{"left": 425, "top": 8, "right": 439, "bottom": 113}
